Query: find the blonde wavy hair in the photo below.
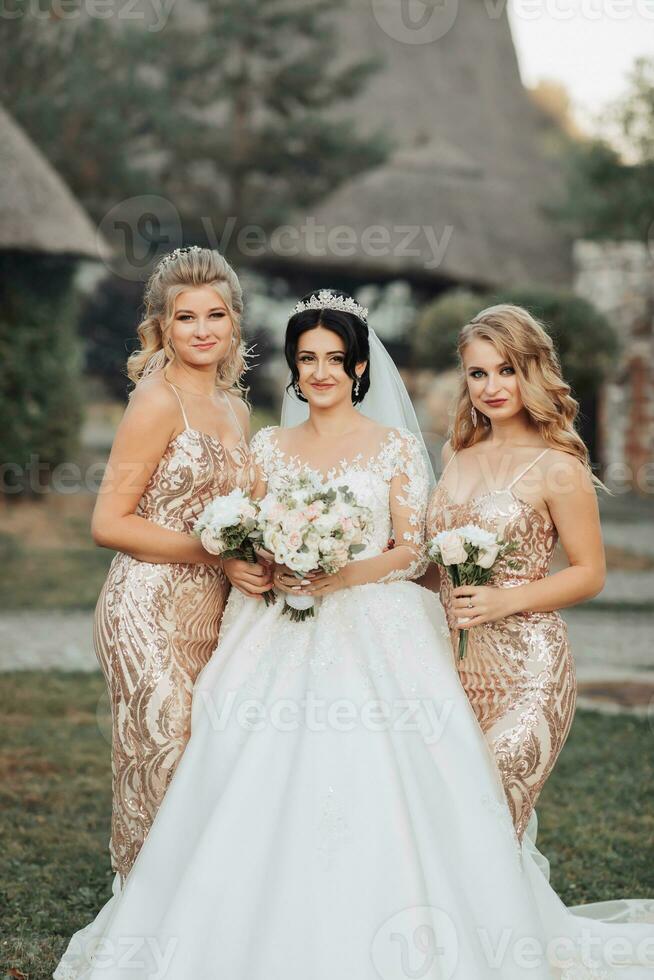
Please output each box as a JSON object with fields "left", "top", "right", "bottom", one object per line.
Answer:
{"left": 451, "top": 304, "right": 592, "bottom": 471}
{"left": 127, "top": 247, "right": 250, "bottom": 396}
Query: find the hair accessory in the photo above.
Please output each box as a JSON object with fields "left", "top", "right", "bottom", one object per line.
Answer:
{"left": 291, "top": 289, "right": 368, "bottom": 324}
{"left": 156, "top": 245, "right": 204, "bottom": 274}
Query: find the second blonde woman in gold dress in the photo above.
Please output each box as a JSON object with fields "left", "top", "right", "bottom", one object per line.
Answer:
{"left": 426, "top": 304, "right": 606, "bottom": 841}
{"left": 91, "top": 247, "right": 272, "bottom": 883}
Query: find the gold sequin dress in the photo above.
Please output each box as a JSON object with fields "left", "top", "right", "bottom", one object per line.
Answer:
{"left": 94, "top": 383, "right": 256, "bottom": 882}
{"left": 426, "top": 449, "right": 577, "bottom": 840}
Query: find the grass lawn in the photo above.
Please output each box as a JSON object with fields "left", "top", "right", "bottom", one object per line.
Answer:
{"left": 1, "top": 672, "right": 652, "bottom": 979}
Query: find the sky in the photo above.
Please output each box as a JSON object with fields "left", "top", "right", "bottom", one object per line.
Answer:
{"left": 508, "top": 0, "right": 654, "bottom": 132}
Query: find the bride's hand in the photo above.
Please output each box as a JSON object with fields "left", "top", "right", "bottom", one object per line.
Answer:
{"left": 451, "top": 585, "right": 514, "bottom": 626}
{"left": 284, "top": 567, "right": 348, "bottom": 598}
{"left": 273, "top": 564, "right": 322, "bottom": 596}
{"left": 223, "top": 557, "right": 274, "bottom": 599}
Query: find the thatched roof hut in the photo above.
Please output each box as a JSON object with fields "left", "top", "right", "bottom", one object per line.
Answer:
{"left": 0, "top": 103, "right": 104, "bottom": 259}
{"left": 269, "top": 0, "right": 570, "bottom": 289}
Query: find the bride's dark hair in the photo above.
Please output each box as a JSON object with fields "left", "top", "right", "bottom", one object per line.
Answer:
{"left": 284, "top": 289, "right": 370, "bottom": 404}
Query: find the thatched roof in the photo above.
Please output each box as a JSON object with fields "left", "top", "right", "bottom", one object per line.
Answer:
{"left": 273, "top": 0, "right": 571, "bottom": 288}
{"left": 0, "top": 103, "right": 105, "bottom": 259}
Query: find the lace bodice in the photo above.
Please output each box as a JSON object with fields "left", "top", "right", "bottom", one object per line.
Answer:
{"left": 250, "top": 425, "right": 429, "bottom": 582}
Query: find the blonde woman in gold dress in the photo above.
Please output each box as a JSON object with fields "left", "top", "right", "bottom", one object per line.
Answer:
{"left": 426, "top": 304, "right": 606, "bottom": 842}
{"left": 91, "top": 247, "right": 272, "bottom": 883}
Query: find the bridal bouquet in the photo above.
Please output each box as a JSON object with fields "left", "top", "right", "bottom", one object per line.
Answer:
{"left": 427, "top": 525, "right": 517, "bottom": 660}
{"left": 257, "top": 473, "right": 372, "bottom": 622}
{"left": 194, "top": 488, "right": 277, "bottom": 606}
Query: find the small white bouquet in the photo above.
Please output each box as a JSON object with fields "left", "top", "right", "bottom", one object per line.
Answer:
{"left": 427, "top": 524, "right": 517, "bottom": 660}
{"left": 194, "top": 488, "right": 277, "bottom": 606}
{"left": 257, "top": 473, "right": 372, "bottom": 622}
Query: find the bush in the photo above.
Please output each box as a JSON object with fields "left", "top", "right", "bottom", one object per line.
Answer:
{"left": 410, "top": 285, "right": 618, "bottom": 397}
{"left": 411, "top": 290, "right": 484, "bottom": 371}
{"left": 80, "top": 273, "right": 142, "bottom": 401}
{"left": 490, "top": 286, "right": 618, "bottom": 396}
{"left": 0, "top": 252, "right": 83, "bottom": 497}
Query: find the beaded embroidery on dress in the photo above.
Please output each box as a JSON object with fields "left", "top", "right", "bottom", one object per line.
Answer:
{"left": 55, "top": 427, "right": 653, "bottom": 979}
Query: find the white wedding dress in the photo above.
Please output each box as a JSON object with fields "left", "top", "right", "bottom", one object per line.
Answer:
{"left": 55, "top": 426, "right": 653, "bottom": 980}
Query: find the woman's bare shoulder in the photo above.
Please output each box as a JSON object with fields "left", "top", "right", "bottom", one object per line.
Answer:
{"left": 124, "top": 374, "right": 179, "bottom": 427}
{"left": 541, "top": 448, "right": 595, "bottom": 497}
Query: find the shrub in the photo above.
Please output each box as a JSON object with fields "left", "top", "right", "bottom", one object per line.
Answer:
{"left": 0, "top": 252, "right": 83, "bottom": 497}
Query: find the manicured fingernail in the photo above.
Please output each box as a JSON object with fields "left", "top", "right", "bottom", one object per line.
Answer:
{"left": 301, "top": 579, "right": 310, "bottom": 585}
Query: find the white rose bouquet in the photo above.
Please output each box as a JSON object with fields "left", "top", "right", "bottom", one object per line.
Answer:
{"left": 427, "top": 524, "right": 518, "bottom": 659}
{"left": 194, "top": 488, "right": 277, "bottom": 606}
{"left": 257, "top": 473, "right": 372, "bottom": 622}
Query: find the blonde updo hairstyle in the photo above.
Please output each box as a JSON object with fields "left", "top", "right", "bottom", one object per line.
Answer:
{"left": 452, "top": 304, "right": 592, "bottom": 471}
{"left": 127, "top": 247, "right": 249, "bottom": 396}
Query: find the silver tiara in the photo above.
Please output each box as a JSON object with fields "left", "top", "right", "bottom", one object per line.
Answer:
{"left": 156, "top": 245, "right": 204, "bottom": 273}
{"left": 291, "top": 289, "right": 368, "bottom": 323}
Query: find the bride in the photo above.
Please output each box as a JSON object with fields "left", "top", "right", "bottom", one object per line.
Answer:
{"left": 55, "top": 290, "right": 653, "bottom": 979}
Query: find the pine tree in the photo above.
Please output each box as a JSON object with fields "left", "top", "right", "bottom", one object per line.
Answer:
{"left": 161, "top": 0, "right": 389, "bottom": 227}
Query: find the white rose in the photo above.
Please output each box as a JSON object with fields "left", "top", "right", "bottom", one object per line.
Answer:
{"left": 476, "top": 544, "right": 500, "bottom": 569}
{"left": 200, "top": 490, "right": 248, "bottom": 530}
{"left": 200, "top": 526, "right": 226, "bottom": 555}
{"left": 457, "top": 524, "right": 498, "bottom": 552}
{"left": 437, "top": 530, "right": 468, "bottom": 566}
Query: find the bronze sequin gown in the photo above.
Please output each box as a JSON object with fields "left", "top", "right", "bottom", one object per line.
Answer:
{"left": 426, "top": 449, "right": 577, "bottom": 840}
{"left": 94, "top": 382, "right": 256, "bottom": 882}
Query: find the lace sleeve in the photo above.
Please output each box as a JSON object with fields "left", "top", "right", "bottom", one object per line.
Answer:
{"left": 377, "top": 430, "right": 429, "bottom": 583}
{"left": 344, "top": 429, "right": 430, "bottom": 589}
{"left": 249, "top": 426, "right": 278, "bottom": 495}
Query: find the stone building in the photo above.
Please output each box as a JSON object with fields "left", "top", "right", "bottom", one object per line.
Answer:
{"left": 574, "top": 241, "right": 654, "bottom": 493}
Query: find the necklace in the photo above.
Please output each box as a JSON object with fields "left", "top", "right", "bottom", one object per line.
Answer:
{"left": 166, "top": 375, "right": 222, "bottom": 401}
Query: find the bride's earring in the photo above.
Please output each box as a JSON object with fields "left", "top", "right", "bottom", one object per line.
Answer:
{"left": 470, "top": 405, "right": 478, "bottom": 427}
{"left": 293, "top": 381, "right": 302, "bottom": 398}
{"left": 353, "top": 376, "right": 361, "bottom": 398}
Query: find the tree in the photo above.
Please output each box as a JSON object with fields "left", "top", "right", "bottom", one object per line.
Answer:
{"left": 0, "top": 15, "right": 175, "bottom": 221}
{"left": 1, "top": 1, "right": 389, "bottom": 231}
{"left": 555, "top": 56, "right": 654, "bottom": 242}
{"left": 162, "top": 0, "right": 389, "bottom": 228}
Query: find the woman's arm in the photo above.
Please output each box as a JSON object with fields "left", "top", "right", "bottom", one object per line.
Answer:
{"left": 222, "top": 429, "right": 275, "bottom": 598}
{"left": 92, "top": 381, "right": 221, "bottom": 566}
{"left": 451, "top": 453, "right": 606, "bottom": 626}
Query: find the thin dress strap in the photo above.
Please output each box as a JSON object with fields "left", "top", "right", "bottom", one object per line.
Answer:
{"left": 440, "top": 447, "right": 458, "bottom": 478}
{"left": 507, "top": 449, "right": 549, "bottom": 490}
{"left": 166, "top": 381, "right": 190, "bottom": 431}
{"left": 221, "top": 391, "right": 245, "bottom": 442}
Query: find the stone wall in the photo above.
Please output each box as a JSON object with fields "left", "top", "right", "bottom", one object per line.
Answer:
{"left": 574, "top": 240, "right": 654, "bottom": 494}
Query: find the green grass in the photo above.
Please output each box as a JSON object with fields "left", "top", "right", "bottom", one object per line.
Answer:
{"left": 0, "top": 673, "right": 652, "bottom": 979}
{"left": 0, "top": 533, "right": 114, "bottom": 611}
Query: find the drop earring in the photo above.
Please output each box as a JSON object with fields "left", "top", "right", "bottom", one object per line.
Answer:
{"left": 470, "top": 405, "right": 478, "bottom": 427}
{"left": 293, "top": 381, "right": 302, "bottom": 398}
{"left": 354, "top": 376, "right": 361, "bottom": 398}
